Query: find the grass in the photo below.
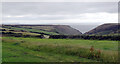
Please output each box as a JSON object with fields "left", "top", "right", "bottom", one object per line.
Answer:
{"left": 2, "top": 43, "right": 96, "bottom": 62}
{"left": 2, "top": 37, "right": 118, "bottom": 62}
{"left": 2, "top": 38, "right": 96, "bottom": 62}
{"left": 3, "top": 26, "right": 59, "bottom": 35}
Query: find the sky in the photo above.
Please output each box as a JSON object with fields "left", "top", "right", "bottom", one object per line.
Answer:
{"left": 1, "top": 0, "right": 119, "bottom": 2}
{"left": 2, "top": 2, "right": 118, "bottom": 25}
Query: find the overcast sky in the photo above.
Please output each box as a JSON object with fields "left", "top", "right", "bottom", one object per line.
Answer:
{"left": 1, "top": 0, "right": 119, "bottom": 2}
{"left": 2, "top": 2, "right": 118, "bottom": 25}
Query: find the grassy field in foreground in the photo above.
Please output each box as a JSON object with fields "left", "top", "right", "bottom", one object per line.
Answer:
{"left": 2, "top": 37, "right": 118, "bottom": 62}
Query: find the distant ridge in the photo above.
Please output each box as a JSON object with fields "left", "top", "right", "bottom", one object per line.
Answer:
{"left": 2, "top": 24, "right": 82, "bottom": 35}
{"left": 84, "top": 23, "right": 120, "bottom": 35}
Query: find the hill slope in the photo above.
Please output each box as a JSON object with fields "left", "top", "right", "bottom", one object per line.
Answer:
{"left": 1, "top": 25, "right": 82, "bottom": 35}
{"left": 84, "top": 23, "right": 120, "bottom": 35}
{"left": 53, "top": 25, "right": 82, "bottom": 35}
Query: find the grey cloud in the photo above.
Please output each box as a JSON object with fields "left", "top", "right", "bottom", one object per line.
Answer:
{"left": 2, "top": 2, "right": 118, "bottom": 15}
{"left": 1, "top": 0, "right": 119, "bottom": 2}
{"left": 2, "top": 2, "right": 118, "bottom": 25}
{"left": 3, "top": 16, "right": 68, "bottom": 20}
{"left": 3, "top": 14, "right": 83, "bottom": 20}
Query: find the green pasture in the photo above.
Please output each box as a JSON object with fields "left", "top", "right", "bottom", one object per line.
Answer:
{"left": 2, "top": 37, "right": 118, "bottom": 62}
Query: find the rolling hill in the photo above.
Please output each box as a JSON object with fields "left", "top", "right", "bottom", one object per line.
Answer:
{"left": 1, "top": 25, "right": 82, "bottom": 35}
{"left": 84, "top": 23, "right": 120, "bottom": 35}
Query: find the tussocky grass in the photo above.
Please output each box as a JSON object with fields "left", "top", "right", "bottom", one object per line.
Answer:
{"left": 2, "top": 37, "right": 118, "bottom": 62}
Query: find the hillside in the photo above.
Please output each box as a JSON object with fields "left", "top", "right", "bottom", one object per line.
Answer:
{"left": 84, "top": 23, "right": 120, "bottom": 35}
{"left": 1, "top": 25, "right": 82, "bottom": 35}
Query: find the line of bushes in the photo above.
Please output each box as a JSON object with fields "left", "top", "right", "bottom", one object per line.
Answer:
{"left": 1, "top": 31, "right": 120, "bottom": 41}
{"left": 49, "top": 35, "right": 120, "bottom": 41}
{"left": 1, "top": 32, "right": 44, "bottom": 38}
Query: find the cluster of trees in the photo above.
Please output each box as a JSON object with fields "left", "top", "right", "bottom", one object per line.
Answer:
{"left": 0, "top": 29, "right": 6, "bottom": 31}
{"left": 1, "top": 31, "right": 119, "bottom": 41}
{"left": 1, "top": 32, "right": 44, "bottom": 38}
{"left": 30, "top": 31, "right": 49, "bottom": 35}
{"left": 49, "top": 35, "right": 120, "bottom": 41}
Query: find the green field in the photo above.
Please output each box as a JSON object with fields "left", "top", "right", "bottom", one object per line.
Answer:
{"left": 2, "top": 26, "right": 59, "bottom": 35}
{"left": 2, "top": 37, "right": 118, "bottom": 62}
